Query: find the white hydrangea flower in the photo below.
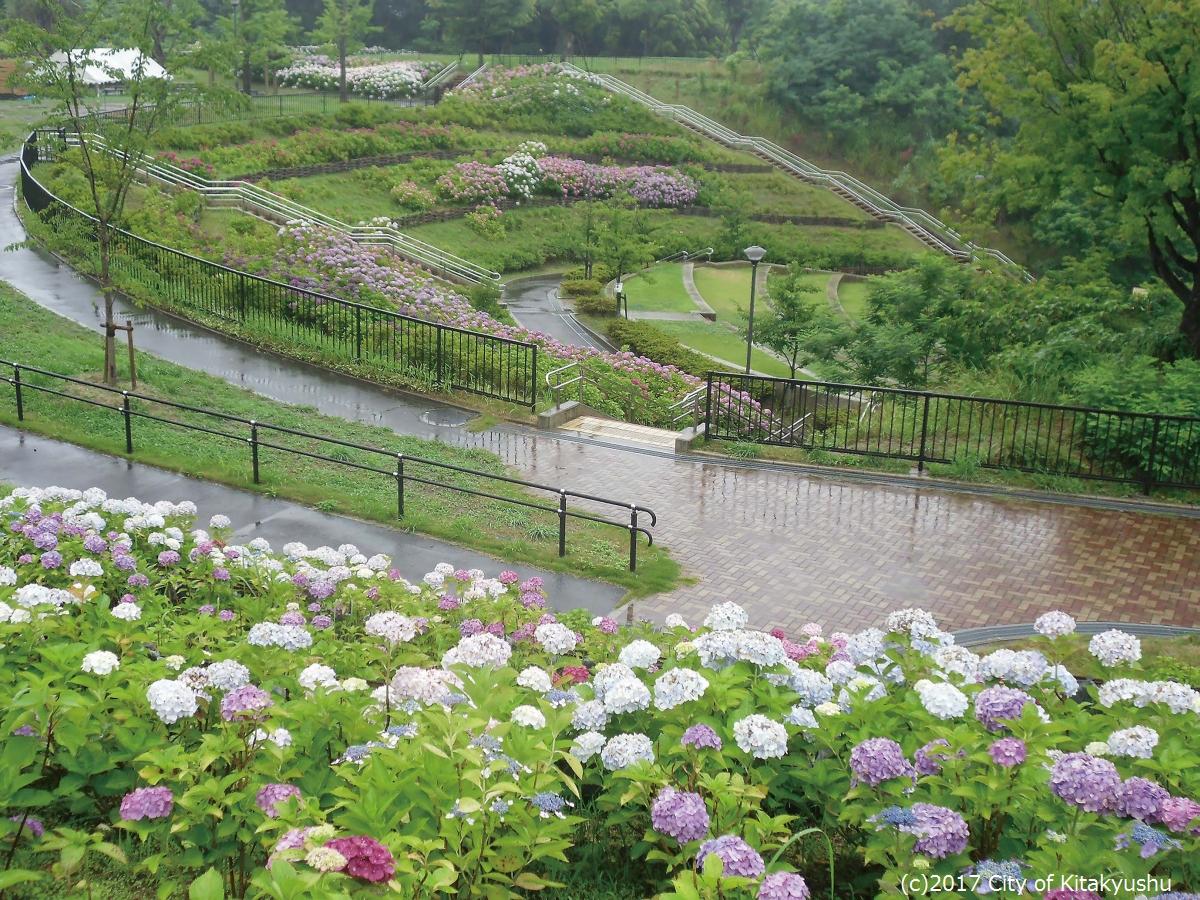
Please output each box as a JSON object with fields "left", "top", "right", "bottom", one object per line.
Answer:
{"left": 511, "top": 705, "right": 546, "bottom": 728}
{"left": 205, "top": 659, "right": 251, "bottom": 692}
{"left": 885, "top": 608, "right": 939, "bottom": 637}
{"left": 252, "top": 727, "right": 293, "bottom": 748}
{"left": 535, "top": 623, "right": 577, "bottom": 655}
{"left": 932, "top": 645, "right": 981, "bottom": 682}
{"left": 340, "top": 677, "right": 369, "bottom": 692}
{"left": 146, "top": 679, "right": 198, "bottom": 724}
{"left": 694, "top": 630, "right": 739, "bottom": 669}
{"left": 0, "top": 566, "right": 16, "bottom": 586}
{"left": 1107, "top": 726, "right": 1158, "bottom": 759}
{"left": 1034, "top": 611, "right": 1076, "bottom": 638}
{"left": 915, "top": 679, "right": 969, "bottom": 719}
{"left": 571, "top": 700, "right": 608, "bottom": 732}
{"left": 734, "top": 631, "right": 787, "bottom": 667}
{"left": 0, "top": 602, "right": 16, "bottom": 623}
{"left": 298, "top": 663, "right": 339, "bottom": 692}
{"left": 1084, "top": 741, "right": 1110, "bottom": 757}
{"left": 652, "top": 668, "right": 708, "bottom": 710}
{"left": 570, "top": 730, "right": 606, "bottom": 762}
{"left": 814, "top": 701, "right": 842, "bottom": 716}
{"left": 442, "top": 633, "right": 512, "bottom": 669}
{"left": 1007, "top": 651, "right": 1049, "bottom": 687}
{"left": 600, "top": 733, "right": 655, "bottom": 770}
{"left": 663, "top": 614, "right": 688, "bottom": 629}
{"left": 516, "top": 666, "right": 553, "bottom": 693}
{"left": 845, "top": 628, "right": 886, "bottom": 664}
{"left": 789, "top": 668, "right": 834, "bottom": 706}
{"left": 703, "top": 601, "right": 748, "bottom": 631}
{"left": 163, "top": 655, "right": 186, "bottom": 671}
{"left": 69, "top": 559, "right": 104, "bottom": 578}
{"left": 1088, "top": 630, "right": 1141, "bottom": 667}
{"left": 825, "top": 660, "right": 856, "bottom": 684}
{"left": 618, "top": 640, "right": 661, "bottom": 670}
{"left": 602, "top": 677, "right": 651, "bottom": 715}
{"left": 81, "top": 650, "right": 120, "bottom": 675}
{"left": 209, "top": 514, "right": 232, "bottom": 529}
{"left": 111, "top": 602, "right": 142, "bottom": 621}
{"left": 784, "top": 705, "right": 819, "bottom": 729}
{"left": 732, "top": 714, "right": 788, "bottom": 759}
{"left": 590, "top": 663, "right": 636, "bottom": 702}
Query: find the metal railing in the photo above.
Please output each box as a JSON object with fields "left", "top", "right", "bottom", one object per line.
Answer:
{"left": 36, "top": 129, "right": 499, "bottom": 285}
{"left": 545, "top": 360, "right": 585, "bottom": 405}
{"left": 657, "top": 247, "right": 713, "bottom": 264}
{"left": 704, "top": 372, "right": 1200, "bottom": 494}
{"left": 564, "top": 63, "right": 1031, "bottom": 282}
{"left": 1, "top": 361, "right": 656, "bottom": 570}
{"left": 422, "top": 61, "right": 459, "bottom": 89}
{"left": 452, "top": 64, "right": 489, "bottom": 91}
{"left": 20, "top": 137, "right": 539, "bottom": 409}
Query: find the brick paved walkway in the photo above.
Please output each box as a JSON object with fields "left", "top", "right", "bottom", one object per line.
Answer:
{"left": 462, "top": 430, "right": 1200, "bottom": 633}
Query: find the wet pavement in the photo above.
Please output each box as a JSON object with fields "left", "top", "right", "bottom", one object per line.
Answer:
{"left": 5, "top": 158, "right": 1200, "bottom": 633}
{"left": 504, "top": 274, "right": 610, "bottom": 351}
{"left": 0, "top": 426, "right": 621, "bottom": 615}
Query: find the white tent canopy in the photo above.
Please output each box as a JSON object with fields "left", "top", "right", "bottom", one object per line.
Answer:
{"left": 48, "top": 49, "right": 171, "bottom": 85}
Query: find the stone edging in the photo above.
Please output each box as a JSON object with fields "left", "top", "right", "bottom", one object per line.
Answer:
{"left": 954, "top": 621, "right": 1199, "bottom": 647}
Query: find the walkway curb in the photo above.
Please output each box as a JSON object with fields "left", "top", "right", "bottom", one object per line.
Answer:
{"left": 955, "top": 621, "right": 1200, "bottom": 647}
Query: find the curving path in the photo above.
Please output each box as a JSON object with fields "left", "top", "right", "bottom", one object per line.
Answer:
{"left": 504, "top": 274, "right": 611, "bottom": 351}
{"left": 4, "top": 158, "right": 1199, "bottom": 633}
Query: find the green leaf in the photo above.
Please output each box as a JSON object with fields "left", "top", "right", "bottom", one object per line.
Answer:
{"left": 188, "top": 867, "right": 225, "bottom": 900}
{"left": 0, "top": 870, "right": 44, "bottom": 890}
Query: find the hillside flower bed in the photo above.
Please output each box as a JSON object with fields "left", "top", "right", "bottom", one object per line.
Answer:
{"left": 277, "top": 59, "right": 437, "bottom": 99}
{"left": 436, "top": 141, "right": 699, "bottom": 208}
{"left": 2, "top": 485, "right": 1198, "bottom": 899}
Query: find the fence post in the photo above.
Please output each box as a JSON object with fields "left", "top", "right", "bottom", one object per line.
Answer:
{"left": 557, "top": 490, "right": 567, "bottom": 557}
{"left": 917, "top": 393, "right": 931, "bottom": 473}
{"left": 1144, "top": 416, "right": 1162, "bottom": 495}
{"left": 355, "top": 306, "right": 362, "bottom": 359}
{"left": 250, "top": 421, "right": 260, "bottom": 483}
{"left": 436, "top": 327, "right": 445, "bottom": 385}
{"left": 530, "top": 345, "right": 539, "bottom": 411}
{"left": 121, "top": 392, "right": 133, "bottom": 454}
{"left": 237, "top": 275, "right": 247, "bottom": 321}
{"left": 396, "top": 453, "right": 405, "bottom": 517}
{"left": 704, "top": 373, "right": 713, "bottom": 440}
{"left": 628, "top": 506, "right": 638, "bottom": 572}
{"left": 13, "top": 365, "right": 23, "bottom": 421}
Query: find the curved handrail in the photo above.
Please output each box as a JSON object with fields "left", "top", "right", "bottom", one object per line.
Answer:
{"left": 44, "top": 129, "right": 500, "bottom": 285}
{"left": 563, "top": 63, "right": 1032, "bottom": 281}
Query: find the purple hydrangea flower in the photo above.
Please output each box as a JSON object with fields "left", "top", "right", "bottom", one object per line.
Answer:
{"left": 113, "top": 554, "right": 136, "bottom": 571}
{"left": 1115, "top": 777, "right": 1170, "bottom": 822}
{"left": 279, "top": 611, "right": 305, "bottom": 626}
{"left": 915, "top": 739, "right": 952, "bottom": 776}
{"left": 218, "top": 610, "right": 234, "bottom": 621}
{"left": 127, "top": 573, "right": 149, "bottom": 587}
{"left": 40, "top": 551, "right": 62, "bottom": 569}
{"left": 83, "top": 534, "right": 108, "bottom": 553}
{"left": 120, "top": 786, "right": 174, "bottom": 820}
{"left": 974, "top": 686, "right": 1035, "bottom": 732}
{"left": 220, "top": 685, "right": 273, "bottom": 721}
{"left": 651, "top": 788, "right": 709, "bottom": 843}
{"left": 213, "top": 567, "right": 230, "bottom": 581}
{"left": 849, "top": 738, "right": 914, "bottom": 787}
{"left": 9, "top": 816, "right": 44, "bottom": 839}
{"left": 908, "top": 803, "right": 969, "bottom": 858}
{"left": 157, "top": 550, "right": 181, "bottom": 567}
{"left": 1049, "top": 753, "right": 1121, "bottom": 813}
{"left": 255, "top": 783, "right": 301, "bottom": 817}
{"left": 989, "top": 738, "right": 1027, "bottom": 767}
{"left": 312, "top": 614, "right": 333, "bottom": 629}
{"left": 199, "top": 604, "right": 216, "bottom": 615}
{"left": 758, "top": 872, "right": 811, "bottom": 900}
{"left": 681, "top": 724, "right": 722, "bottom": 750}
{"left": 1159, "top": 797, "right": 1200, "bottom": 834}
{"left": 459, "top": 618, "right": 484, "bottom": 637}
{"left": 695, "top": 834, "right": 764, "bottom": 878}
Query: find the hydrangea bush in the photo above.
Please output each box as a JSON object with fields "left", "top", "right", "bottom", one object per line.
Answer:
{"left": 2, "top": 485, "right": 1197, "bottom": 898}
{"left": 276, "top": 59, "right": 437, "bottom": 99}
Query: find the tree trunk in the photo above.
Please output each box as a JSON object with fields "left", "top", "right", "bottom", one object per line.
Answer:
{"left": 339, "top": 40, "right": 348, "bottom": 103}
{"left": 1181, "top": 287, "right": 1200, "bottom": 358}
{"left": 242, "top": 50, "right": 253, "bottom": 94}
{"left": 99, "top": 234, "right": 117, "bottom": 385}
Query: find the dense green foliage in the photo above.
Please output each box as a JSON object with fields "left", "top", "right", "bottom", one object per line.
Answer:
{"left": 606, "top": 319, "right": 712, "bottom": 378}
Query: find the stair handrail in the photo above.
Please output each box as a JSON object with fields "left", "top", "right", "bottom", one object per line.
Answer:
{"left": 452, "top": 64, "right": 488, "bottom": 92}
{"left": 422, "top": 61, "right": 458, "bottom": 90}
{"left": 563, "top": 63, "right": 1031, "bottom": 281}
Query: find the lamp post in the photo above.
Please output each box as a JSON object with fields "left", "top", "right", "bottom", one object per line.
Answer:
{"left": 743, "top": 245, "right": 766, "bottom": 374}
{"left": 231, "top": 0, "right": 243, "bottom": 94}
{"left": 615, "top": 279, "right": 626, "bottom": 318}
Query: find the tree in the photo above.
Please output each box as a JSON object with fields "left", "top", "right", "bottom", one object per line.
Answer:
{"left": 538, "top": 0, "right": 611, "bottom": 55}
{"left": 225, "top": 0, "right": 291, "bottom": 94}
{"left": 313, "top": 0, "right": 376, "bottom": 102}
{"left": 9, "top": 1, "right": 191, "bottom": 385}
{"left": 596, "top": 200, "right": 655, "bottom": 288}
{"left": 427, "top": 0, "right": 534, "bottom": 60}
{"left": 948, "top": 0, "right": 1200, "bottom": 357}
{"left": 747, "top": 269, "right": 827, "bottom": 378}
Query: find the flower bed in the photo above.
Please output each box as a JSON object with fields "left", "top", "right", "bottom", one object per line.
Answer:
{"left": 277, "top": 59, "right": 437, "bottom": 99}
{"left": 2, "top": 485, "right": 1198, "bottom": 898}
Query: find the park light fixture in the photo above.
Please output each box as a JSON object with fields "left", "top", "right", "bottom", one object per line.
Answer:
{"left": 743, "top": 245, "right": 766, "bottom": 373}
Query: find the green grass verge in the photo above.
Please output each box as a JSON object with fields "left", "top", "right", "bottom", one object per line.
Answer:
{"left": 690, "top": 263, "right": 754, "bottom": 319}
{"left": 651, "top": 320, "right": 794, "bottom": 377}
{"left": 623, "top": 263, "right": 696, "bottom": 314}
{"left": 836, "top": 277, "right": 876, "bottom": 320}
{"left": 0, "top": 281, "right": 680, "bottom": 595}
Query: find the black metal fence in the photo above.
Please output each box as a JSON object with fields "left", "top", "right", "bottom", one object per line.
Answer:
{"left": 20, "top": 136, "right": 539, "bottom": 409}
{"left": 1, "top": 361, "right": 655, "bottom": 570}
{"left": 705, "top": 372, "right": 1200, "bottom": 494}
{"left": 87, "top": 90, "right": 436, "bottom": 128}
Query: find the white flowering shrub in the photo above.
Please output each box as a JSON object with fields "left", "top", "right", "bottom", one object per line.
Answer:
{"left": 1, "top": 485, "right": 1198, "bottom": 899}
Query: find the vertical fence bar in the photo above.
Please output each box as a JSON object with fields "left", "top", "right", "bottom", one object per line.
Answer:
{"left": 396, "top": 453, "right": 405, "bottom": 517}
{"left": 250, "top": 421, "right": 260, "bottom": 483}
{"left": 628, "top": 506, "right": 638, "bottom": 571}
{"left": 13, "top": 365, "right": 23, "bottom": 421}
{"left": 530, "top": 345, "right": 539, "bottom": 411}
{"left": 704, "top": 373, "right": 713, "bottom": 439}
{"left": 355, "top": 306, "right": 362, "bottom": 359}
{"left": 917, "top": 393, "right": 931, "bottom": 472}
{"left": 121, "top": 392, "right": 133, "bottom": 453}
{"left": 558, "top": 491, "right": 567, "bottom": 557}
{"left": 436, "top": 327, "right": 445, "bottom": 386}
{"left": 1144, "top": 415, "right": 1161, "bottom": 495}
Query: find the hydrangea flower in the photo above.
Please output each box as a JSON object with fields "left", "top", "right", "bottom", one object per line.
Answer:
{"left": 907, "top": 804, "right": 969, "bottom": 858}
{"left": 600, "top": 733, "right": 654, "bottom": 770}
{"left": 1048, "top": 753, "right": 1122, "bottom": 813}
{"left": 535, "top": 622, "right": 578, "bottom": 655}
{"left": 442, "top": 633, "right": 512, "bottom": 668}
{"left": 146, "top": 679, "right": 198, "bottom": 724}
{"left": 988, "top": 737, "right": 1026, "bottom": 767}
{"left": 732, "top": 714, "right": 788, "bottom": 759}
{"left": 220, "top": 685, "right": 273, "bottom": 721}
{"left": 695, "top": 834, "right": 764, "bottom": 877}
{"left": 205, "top": 659, "right": 251, "bottom": 692}
{"left": 120, "top": 786, "right": 174, "bottom": 820}
{"left": 298, "top": 663, "right": 339, "bottom": 692}
{"left": 618, "top": 639, "right": 661, "bottom": 670}
{"left": 681, "top": 724, "right": 722, "bottom": 751}
{"left": 1159, "top": 797, "right": 1200, "bottom": 834}
{"left": 1107, "top": 726, "right": 1159, "bottom": 759}
{"left": 323, "top": 836, "right": 396, "bottom": 883}
{"left": 703, "top": 602, "right": 748, "bottom": 632}
{"left": 849, "top": 738, "right": 914, "bottom": 787}
{"left": 1088, "top": 630, "right": 1142, "bottom": 667}
{"left": 602, "top": 676, "right": 651, "bottom": 715}
{"left": 571, "top": 699, "right": 608, "bottom": 732}
{"left": 528, "top": 791, "right": 573, "bottom": 819}
{"left": 516, "top": 666, "right": 553, "bottom": 693}
{"left": 651, "top": 788, "right": 710, "bottom": 843}
{"left": 511, "top": 705, "right": 546, "bottom": 728}
{"left": 1114, "top": 777, "right": 1170, "bottom": 822}
{"left": 305, "top": 846, "right": 347, "bottom": 872}
{"left": 570, "top": 731, "right": 606, "bottom": 762}
{"left": 1034, "top": 611, "right": 1076, "bottom": 638}
{"left": 914, "top": 679, "right": 968, "bottom": 719}
{"left": 758, "top": 872, "right": 811, "bottom": 900}
{"left": 256, "top": 783, "right": 301, "bottom": 817}
{"left": 81, "top": 650, "right": 120, "bottom": 675}
{"left": 974, "top": 686, "right": 1035, "bottom": 732}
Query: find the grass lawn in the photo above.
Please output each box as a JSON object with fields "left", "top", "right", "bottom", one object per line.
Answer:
{"left": 0, "top": 97, "right": 56, "bottom": 152}
{"left": 652, "top": 319, "right": 795, "bottom": 377}
{"left": 0, "top": 281, "right": 679, "bottom": 596}
{"left": 690, "top": 263, "right": 754, "bottom": 320}
{"left": 623, "top": 263, "right": 696, "bottom": 314}
{"left": 730, "top": 171, "right": 870, "bottom": 220}
{"left": 837, "top": 277, "right": 877, "bottom": 320}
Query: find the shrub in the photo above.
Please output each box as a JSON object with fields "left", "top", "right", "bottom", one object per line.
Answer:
{"left": 573, "top": 292, "right": 616, "bottom": 317}
{"left": 390, "top": 180, "right": 435, "bottom": 212}
{"left": 606, "top": 318, "right": 713, "bottom": 378}
{"left": 560, "top": 279, "right": 602, "bottom": 297}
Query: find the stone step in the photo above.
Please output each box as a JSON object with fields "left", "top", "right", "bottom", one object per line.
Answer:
{"left": 559, "top": 416, "right": 679, "bottom": 451}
